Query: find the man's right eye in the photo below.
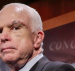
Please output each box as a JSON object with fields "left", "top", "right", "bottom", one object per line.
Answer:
{"left": 0, "top": 29, "right": 2, "bottom": 33}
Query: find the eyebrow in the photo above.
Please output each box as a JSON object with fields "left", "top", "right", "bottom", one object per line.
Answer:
{"left": 8, "top": 20, "right": 26, "bottom": 28}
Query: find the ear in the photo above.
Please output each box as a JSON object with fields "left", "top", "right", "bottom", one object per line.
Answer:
{"left": 34, "top": 31, "right": 44, "bottom": 49}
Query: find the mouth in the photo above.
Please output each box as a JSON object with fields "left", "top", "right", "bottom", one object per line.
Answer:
{"left": 1, "top": 47, "right": 15, "bottom": 52}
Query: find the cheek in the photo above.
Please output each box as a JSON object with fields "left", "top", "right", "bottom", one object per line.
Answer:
{"left": 11, "top": 30, "right": 34, "bottom": 54}
{"left": 11, "top": 31, "right": 23, "bottom": 38}
{"left": 16, "top": 38, "right": 34, "bottom": 59}
{"left": 11, "top": 31, "right": 24, "bottom": 45}
{"left": 19, "top": 38, "right": 34, "bottom": 52}
{"left": 11, "top": 29, "right": 34, "bottom": 46}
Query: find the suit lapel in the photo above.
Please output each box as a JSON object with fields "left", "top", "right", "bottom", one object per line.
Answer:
{"left": 30, "top": 56, "right": 50, "bottom": 71}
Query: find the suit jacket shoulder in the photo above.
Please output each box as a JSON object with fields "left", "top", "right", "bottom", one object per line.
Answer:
{"left": 30, "top": 56, "right": 75, "bottom": 71}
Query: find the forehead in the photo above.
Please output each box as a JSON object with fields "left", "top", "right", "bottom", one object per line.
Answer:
{"left": 0, "top": 5, "right": 31, "bottom": 27}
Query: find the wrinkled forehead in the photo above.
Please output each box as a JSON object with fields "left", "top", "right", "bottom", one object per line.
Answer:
{"left": 0, "top": 4, "right": 32, "bottom": 27}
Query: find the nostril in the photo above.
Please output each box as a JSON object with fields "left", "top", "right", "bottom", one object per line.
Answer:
{"left": 1, "top": 39, "right": 5, "bottom": 43}
{"left": 1, "top": 39, "right": 9, "bottom": 43}
{"left": 5, "top": 39, "right": 9, "bottom": 41}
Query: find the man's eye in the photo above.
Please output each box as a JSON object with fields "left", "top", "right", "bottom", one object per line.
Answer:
{"left": 0, "top": 30, "right": 2, "bottom": 33}
{"left": 11, "top": 27, "right": 20, "bottom": 30}
{"left": 0, "top": 29, "right": 3, "bottom": 33}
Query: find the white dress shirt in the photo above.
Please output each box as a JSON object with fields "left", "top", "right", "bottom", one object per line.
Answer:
{"left": 19, "top": 53, "right": 43, "bottom": 71}
{"left": 70, "top": 63, "right": 75, "bottom": 68}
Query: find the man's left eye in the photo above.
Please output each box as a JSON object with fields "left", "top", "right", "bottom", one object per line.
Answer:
{"left": 11, "top": 27, "right": 20, "bottom": 30}
{"left": 14, "top": 27, "right": 20, "bottom": 30}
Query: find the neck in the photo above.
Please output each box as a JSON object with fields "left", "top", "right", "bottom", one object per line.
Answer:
{"left": 8, "top": 50, "right": 41, "bottom": 71}
{"left": 10, "top": 67, "right": 19, "bottom": 71}
{"left": 6, "top": 59, "right": 28, "bottom": 71}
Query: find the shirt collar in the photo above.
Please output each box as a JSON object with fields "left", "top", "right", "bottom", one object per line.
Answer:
{"left": 70, "top": 63, "right": 75, "bottom": 68}
{"left": 19, "top": 53, "right": 43, "bottom": 71}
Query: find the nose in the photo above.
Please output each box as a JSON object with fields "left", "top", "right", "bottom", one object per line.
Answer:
{"left": 0, "top": 28, "right": 11, "bottom": 43}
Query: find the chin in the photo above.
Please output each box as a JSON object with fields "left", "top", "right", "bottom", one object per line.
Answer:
{"left": 2, "top": 54, "right": 15, "bottom": 63}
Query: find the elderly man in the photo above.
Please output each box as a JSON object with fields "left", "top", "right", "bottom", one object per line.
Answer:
{"left": 0, "top": 3, "right": 74, "bottom": 71}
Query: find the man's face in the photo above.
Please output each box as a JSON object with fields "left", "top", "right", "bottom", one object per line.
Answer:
{"left": 0, "top": 6, "right": 34, "bottom": 64}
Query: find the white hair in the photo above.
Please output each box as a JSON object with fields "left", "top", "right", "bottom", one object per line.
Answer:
{"left": 3, "top": 3, "right": 43, "bottom": 32}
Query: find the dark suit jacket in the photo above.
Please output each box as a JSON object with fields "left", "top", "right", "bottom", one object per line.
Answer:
{"left": 30, "top": 56, "right": 75, "bottom": 71}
